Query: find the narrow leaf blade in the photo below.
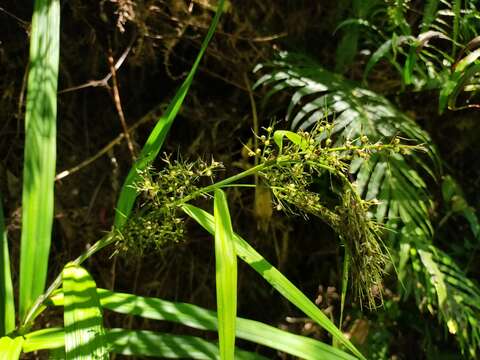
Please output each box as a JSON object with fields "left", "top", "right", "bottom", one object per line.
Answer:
{"left": 181, "top": 204, "right": 365, "bottom": 360}
{"left": 23, "top": 328, "right": 267, "bottom": 360}
{"left": 19, "top": 0, "right": 61, "bottom": 320}
{"left": 49, "top": 289, "right": 358, "bottom": 360}
{"left": 214, "top": 190, "right": 237, "bottom": 360}
{"left": 114, "top": 0, "right": 225, "bottom": 228}
{"left": 0, "top": 195, "right": 14, "bottom": 335}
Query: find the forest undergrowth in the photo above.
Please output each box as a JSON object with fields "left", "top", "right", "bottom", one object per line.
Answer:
{"left": 0, "top": 1, "right": 479, "bottom": 359}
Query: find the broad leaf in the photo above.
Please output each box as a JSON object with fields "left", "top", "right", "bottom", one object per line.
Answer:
{"left": 0, "top": 336, "right": 24, "bottom": 360}
{"left": 62, "top": 264, "right": 108, "bottom": 359}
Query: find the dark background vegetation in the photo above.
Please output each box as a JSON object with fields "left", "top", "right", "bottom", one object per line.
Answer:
{"left": 1, "top": 1, "right": 479, "bottom": 358}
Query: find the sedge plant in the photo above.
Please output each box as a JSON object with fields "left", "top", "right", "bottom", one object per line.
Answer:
{"left": 0, "top": 0, "right": 384, "bottom": 359}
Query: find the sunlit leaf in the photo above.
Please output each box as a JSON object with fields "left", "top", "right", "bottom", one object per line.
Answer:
{"left": 62, "top": 264, "right": 108, "bottom": 359}
{"left": 48, "top": 289, "right": 359, "bottom": 360}
{"left": 0, "top": 195, "right": 14, "bottom": 335}
{"left": 114, "top": 0, "right": 226, "bottom": 228}
{"left": 214, "top": 190, "right": 237, "bottom": 360}
{"left": 23, "top": 328, "right": 267, "bottom": 360}
{"left": 181, "top": 204, "right": 365, "bottom": 360}
{"left": 19, "top": 0, "right": 61, "bottom": 320}
{"left": 0, "top": 336, "right": 24, "bottom": 360}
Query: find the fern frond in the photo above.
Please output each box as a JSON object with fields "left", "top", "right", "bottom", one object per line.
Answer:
{"left": 254, "top": 52, "right": 439, "bottom": 240}
{"left": 254, "top": 51, "right": 480, "bottom": 356}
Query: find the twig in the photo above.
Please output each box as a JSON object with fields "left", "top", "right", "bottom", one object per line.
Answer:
{"left": 108, "top": 47, "right": 136, "bottom": 160}
{"left": 243, "top": 73, "right": 259, "bottom": 161}
{"left": 58, "top": 37, "right": 135, "bottom": 94}
{"left": 0, "top": 6, "right": 29, "bottom": 29}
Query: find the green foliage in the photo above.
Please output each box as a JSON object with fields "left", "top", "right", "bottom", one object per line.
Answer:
{"left": 19, "top": 0, "right": 60, "bottom": 320}
{"left": 182, "top": 204, "right": 366, "bottom": 359}
{"left": 341, "top": 0, "right": 480, "bottom": 112}
{"left": 23, "top": 327, "right": 267, "bottom": 359}
{"left": 0, "top": 3, "right": 365, "bottom": 359}
{"left": 3, "top": 0, "right": 478, "bottom": 358}
{"left": 47, "top": 288, "right": 358, "bottom": 360}
{"left": 114, "top": 0, "right": 226, "bottom": 228}
{"left": 62, "top": 264, "right": 108, "bottom": 359}
{"left": 0, "top": 336, "right": 24, "bottom": 360}
{"left": 214, "top": 190, "right": 238, "bottom": 360}
{"left": 0, "top": 195, "right": 14, "bottom": 336}
{"left": 254, "top": 51, "right": 480, "bottom": 357}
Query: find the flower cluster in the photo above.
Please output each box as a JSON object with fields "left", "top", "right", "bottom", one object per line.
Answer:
{"left": 118, "top": 155, "right": 223, "bottom": 256}
{"left": 246, "top": 124, "right": 394, "bottom": 307}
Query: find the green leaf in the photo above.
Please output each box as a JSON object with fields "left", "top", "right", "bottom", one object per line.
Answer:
{"left": 19, "top": 0, "right": 61, "bottom": 320}
{"left": 181, "top": 204, "right": 365, "bottom": 360}
{"left": 455, "top": 48, "right": 480, "bottom": 73}
{"left": 335, "top": 29, "right": 359, "bottom": 73}
{"left": 114, "top": 0, "right": 226, "bottom": 228}
{"left": 214, "top": 190, "right": 237, "bottom": 360}
{"left": 273, "top": 130, "right": 308, "bottom": 154}
{"left": 62, "top": 264, "right": 108, "bottom": 359}
{"left": 23, "top": 328, "right": 64, "bottom": 352}
{"left": 23, "top": 328, "right": 267, "bottom": 360}
{"left": 49, "top": 289, "right": 358, "bottom": 360}
{"left": 0, "top": 195, "right": 14, "bottom": 336}
{"left": 107, "top": 329, "right": 265, "bottom": 360}
{"left": 48, "top": 347, "right": 66, "bottom": 359}
{"left": 414, "top": 245, "right": 480, "bottom": 356}
{"left": 0, "top": 336, "right": 24, "bottom": 360}
{"left": 452, "top": 0, "right": 461, "bottom": 56}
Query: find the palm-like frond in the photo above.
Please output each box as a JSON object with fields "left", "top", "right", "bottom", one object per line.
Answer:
{"left": 254, "top": 51, "right": 480, "bottom": 357}
{"left": 254, "top": 51, "right": 438, "bottom": 239}
{"left": 409, "top": 243, "right": 480, "bottom": 357}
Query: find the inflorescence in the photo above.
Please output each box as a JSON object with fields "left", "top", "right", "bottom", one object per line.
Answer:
{"left": 118, "top": 155, "right": 223, "bottom": 257}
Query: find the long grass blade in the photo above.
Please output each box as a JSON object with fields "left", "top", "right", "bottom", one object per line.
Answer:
{"left": 0, "top": 336, "right": 24, "bottom": 360}
{"left": 107, "top": 329, "right": 264, "bottom": 359}
{"left": 62, "top": 264, "right": 108, "bottom": 359}
{"left": 23, "top": 328, "right": 267, "bottom": 360}
{"left": 23, "top": 328, "right": 64, "bottom": 352}
{"left": 0, "top": 195, "right": 14, "bottom": 336}
{"left": 181, "top": 204, "right": 366, "bottom": 360}
{"left": 49, "top": 289, "right": 358, "bottom": 359}
{"left": 114, "top": 0, "right": 225, "bottom": 228}
{"left": 214, "top": 190, "right": 237, "bottom": 360}
{"left": 19, "top": 0, "right": 61, "bottom": 320}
